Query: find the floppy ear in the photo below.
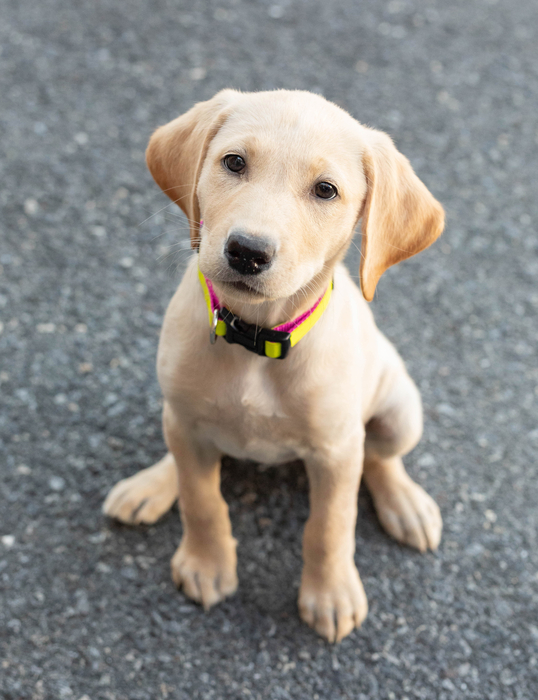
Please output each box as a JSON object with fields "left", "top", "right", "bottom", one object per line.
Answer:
{"left": 359, "top": 128, "right": 445, "bottom": 301}
{"left": 146, "top": 89, "right": 240, "bottom": 248}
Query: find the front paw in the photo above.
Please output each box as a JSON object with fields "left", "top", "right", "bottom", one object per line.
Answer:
{"left": 298, "top": 562, "right": 368, "bottom": 643}
{"left": 171, "top": 536, "right": 238, "bottom": 610}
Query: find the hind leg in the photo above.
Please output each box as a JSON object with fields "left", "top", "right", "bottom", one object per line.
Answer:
{"left": 363, "top": 361, "right": 442, "bottom": 552}
{"left": 103, "top": 452, "right": 178, "bottom": 525}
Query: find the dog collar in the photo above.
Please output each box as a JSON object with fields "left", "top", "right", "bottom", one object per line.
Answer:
{"left": 198, "top": 268, "right": 333, "bottom": 360}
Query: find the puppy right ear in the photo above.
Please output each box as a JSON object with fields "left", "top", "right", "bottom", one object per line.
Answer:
{"left": 146, "top": 89, "right": 240, "bottom": 249}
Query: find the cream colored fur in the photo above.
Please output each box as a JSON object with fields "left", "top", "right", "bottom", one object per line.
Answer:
{"left": 103, "top": 90, "right": 444, "bottom": 643}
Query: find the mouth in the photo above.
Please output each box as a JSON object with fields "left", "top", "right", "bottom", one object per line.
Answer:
{"left": 220, "top": 279, "right": 266, "bottom": 298}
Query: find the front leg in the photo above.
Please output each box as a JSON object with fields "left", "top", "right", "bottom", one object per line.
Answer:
{"left": 163, "top": 402, "right": 238, "bottom": 610}
{"left": 299, "top": 435, "right": 368, "bottom": 643}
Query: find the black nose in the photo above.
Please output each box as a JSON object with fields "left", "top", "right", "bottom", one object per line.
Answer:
{"left": 225, "top": 232, "right": 275, "bottom": 276}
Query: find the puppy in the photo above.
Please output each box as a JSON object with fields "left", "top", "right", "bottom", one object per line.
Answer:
{"left": 103, "top": 89, "right": 444, "bottom": 642}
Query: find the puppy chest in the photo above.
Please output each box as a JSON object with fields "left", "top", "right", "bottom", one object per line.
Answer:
{"left": 192, "top": 376, "right": 308, "bottom": 463}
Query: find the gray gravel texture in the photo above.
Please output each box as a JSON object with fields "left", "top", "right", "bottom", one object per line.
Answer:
{"left": 1, "top": 0, "right": 538, "bottom": 698}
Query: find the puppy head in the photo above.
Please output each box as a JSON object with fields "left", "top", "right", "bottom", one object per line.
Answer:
{"left": 146, "top": 90, "right": 444, "bottom": 303}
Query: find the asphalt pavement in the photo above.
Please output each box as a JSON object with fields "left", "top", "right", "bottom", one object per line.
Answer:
{"left": 1, "top": 0, "right": 538, "bottom": 698}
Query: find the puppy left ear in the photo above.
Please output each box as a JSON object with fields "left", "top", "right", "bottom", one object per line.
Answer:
{"left": 359, "top": 128, "right": 445, "bottom": 301}
{"left": 146, "top": 89, "right": 240, "bottom": 248}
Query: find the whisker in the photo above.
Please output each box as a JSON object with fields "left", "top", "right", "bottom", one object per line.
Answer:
{"left": 137, "top": 202, "right": 179, "bottom": 227}
{"left": 349, "top": 237, "right": 366, "bottom": 262}
{"left": 154, "top": 183, "right": 198, "bottom": 194}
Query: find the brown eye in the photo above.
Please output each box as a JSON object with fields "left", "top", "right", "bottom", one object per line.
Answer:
{"left": 314, "top": 181, "right": 338, "bottom": 200}
{"left": 223, "top": 154, "right": 246, "bottom": 173}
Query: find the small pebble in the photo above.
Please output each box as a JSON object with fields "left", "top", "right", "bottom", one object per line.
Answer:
{"left": 268, "top": 5, "right": 284, "bottom": 18}
{"left": 74, "top": 132, "right": 88, "bottom": 145}
{"left": 24, "top": 198, "right": 39, "bottom": 216}
{"left": 190, "top": 67, "right": 206, "bottom": 81}
{"left": 114, "top": 187, "right": 129, "bottom": 200}
{"left": 37, "top": 323, "right": 56, "bottom": 333}
{"left": 49, "top": 476, "right": 66, "bottom": 491}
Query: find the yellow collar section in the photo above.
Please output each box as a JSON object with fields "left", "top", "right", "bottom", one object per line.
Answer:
{"left": 198, "top": 268, "right": 333, "bottom": 359}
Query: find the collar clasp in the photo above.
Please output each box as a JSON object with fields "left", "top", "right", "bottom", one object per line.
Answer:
{"left": 210, "top": 308, "right": 219, "bottom": 345}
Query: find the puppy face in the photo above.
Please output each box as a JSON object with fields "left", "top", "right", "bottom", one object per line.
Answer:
{"left": 146, "top": 90, "right": 444, "bottom": 302}
{"left": 197, "top": 93, "right": 367, "bottom": 303}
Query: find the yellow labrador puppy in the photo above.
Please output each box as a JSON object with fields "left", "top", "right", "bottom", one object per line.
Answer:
{"left": 103, "top": 89, "right": 444, "bottom": 643}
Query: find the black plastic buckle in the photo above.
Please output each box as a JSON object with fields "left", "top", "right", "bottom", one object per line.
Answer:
{"left": 219, "top": 308, "right": 292, "bottom": 359}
